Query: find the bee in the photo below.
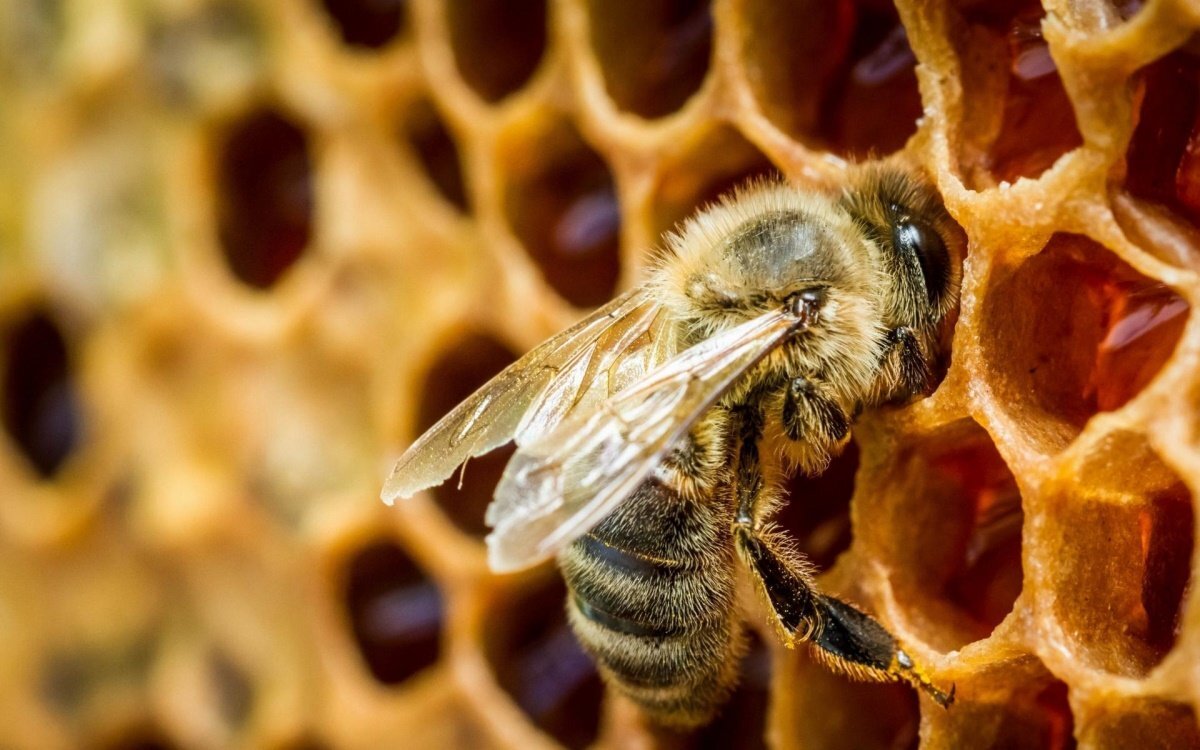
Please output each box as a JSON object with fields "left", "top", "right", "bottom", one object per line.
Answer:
{"left": 382, "top": 165, "right": 964, "bottom": 727}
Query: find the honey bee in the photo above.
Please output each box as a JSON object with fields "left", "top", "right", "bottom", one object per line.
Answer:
{"left": 383, "top": 165, "right": 964, "bottom": 727}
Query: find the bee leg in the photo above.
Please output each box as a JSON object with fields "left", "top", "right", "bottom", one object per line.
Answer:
{"left": 807, "top": 593, "right": 955, "bottom": 707}
{"left": 884, "top": 327, "right": 931, "bottom": 396}
{"left": 733, "top": 522, "right": 955, "bottom": 708}
{"left": 781, "top": 377, "right": 849, "bottom": 444}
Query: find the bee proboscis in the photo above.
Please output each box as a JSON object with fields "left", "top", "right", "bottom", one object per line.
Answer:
{"left": 383, "top": 165, "right": 964, "bottom": 727}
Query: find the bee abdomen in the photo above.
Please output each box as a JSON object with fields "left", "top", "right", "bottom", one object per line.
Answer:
{"left": 559, "top": 479, "right": 743, "bottom": 727}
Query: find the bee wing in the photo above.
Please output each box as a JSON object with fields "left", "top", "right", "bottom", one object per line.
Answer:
{"left": 381, "top": 286, "right": 673, "bottom": 504}
{"left": 487, "top": 307, "right": 804, "bottom": 572}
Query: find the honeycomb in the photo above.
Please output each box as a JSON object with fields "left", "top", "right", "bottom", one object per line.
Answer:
{"left": 2, "top": 0, "right": 1200, "bottom": 747}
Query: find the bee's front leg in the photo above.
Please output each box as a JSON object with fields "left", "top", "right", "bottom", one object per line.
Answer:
{"left": 883, "top": 327, "right": 932, "bottom": 397}
{"left": 732, "top": 520, "right": 955, "bottom": 708}
{"left": 781, "top": 377, "right": 849, "bottom": 445}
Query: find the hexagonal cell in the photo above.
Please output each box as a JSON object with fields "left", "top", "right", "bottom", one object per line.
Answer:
{"left": 210, "top": 650, "right": 253, "bottom": 728}
{"left": 41, "top": 638, "right": 156, "bottom": 717}
{"left": 1123, "top": 49, "right": 1200, "bottom": 228}
{"left": 401, "top": 99, "right": 468, "bottom": 212}
{"left": 482, "top": 575, "right": 602, "bottom": 750}
{"left": 651, "top": 126, "right": 777, "bottom": 239}
{"left": 416, "top": 333, "right": 519, "bottom": 538}
{"left": 585, "top": 0, "right": 712, "bottom": 119}
{"left": 342, "top": 539, "right": 442, "bottom": 685}
{"left": 859, "top": 422, "right": 1023, "bottom": 646}
{"left": 502, "top": 121, "right": 621, "bottom": 307}
{"left": 447, "top": 0, "right": 546, "bottom": 103}
{"left": 739, "top": 0, "right": 922, "bottom": 157}
{"left": 1112, "top": 1, "right": 1146, "bottom": 22}
{"left": 96, "top": 726, "right": 179, "bottom": 750}
{"left": 1045, "top": 478, "right": 1192, "bottom": 676}
{"left": 276, "top": 737, "right": 333, "bottom": 750}
{"left": 774, "top": 441, "right": 859, "bottom": 574}
{"left": 951, "top": 1, "right": 1083, "bottom": 185}
{"left": 215, "top": 108, "right": 314, "bottom": 289}
{"left": 924, "top": 665, "right": 1075, "bottom": 750}
{"left": 315, "top": 0, "right": 407, "bottom": 49}
{"left": 2, "top": 309, "right": 81, "bottom": 478}
{"left": 777, "top": 650, "right": 920, "bottom": 750}
{"left": 980, "top": 234, "right": 1188, "bottom": 451}
{"left": 1076, "top": 698, "right": 1200, "bottom": 749}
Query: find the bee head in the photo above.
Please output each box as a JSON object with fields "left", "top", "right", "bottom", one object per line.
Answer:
{"left": 838, "top": 167, "right": 966, "bottom": 334}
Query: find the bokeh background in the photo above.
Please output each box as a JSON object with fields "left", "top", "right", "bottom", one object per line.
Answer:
{"left": 3, "top": 0, "right": 1200, "bottom": 748}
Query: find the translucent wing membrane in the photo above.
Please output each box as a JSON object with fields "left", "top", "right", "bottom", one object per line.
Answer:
{"left": 381, "top": 286, "right": 671, "bottom": 504}
{"left": 487, "top": 308, "right": 805, "bottom": 572}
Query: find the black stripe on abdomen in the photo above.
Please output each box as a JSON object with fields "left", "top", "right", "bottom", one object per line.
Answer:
{"left": 558, "top": 478, "right": 742, "bottom": 725}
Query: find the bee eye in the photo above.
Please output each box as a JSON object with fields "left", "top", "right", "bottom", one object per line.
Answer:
{"left": 893, "top": 220, "right": 949, "bottom": 303}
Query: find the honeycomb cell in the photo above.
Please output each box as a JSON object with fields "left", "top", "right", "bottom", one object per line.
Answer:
{"left": 651, "top": 126, "right": 777, "bottom": 239}
{"left": 98, "top": 727, "right": 179, "bottom": 750}
{"left": 402, "top": 99, "right": 468, "bottom": 211}
{"left": 585, "top": 0, "right": 712, "bottom": 118}
{"left": 925, "top": 668, "right": 1075, "bottom": 750}
{"left": 937, "top": 441, "right": 1024, "bottom": 635}
{"left": 416, "top": 333, "right": 518, "bottom": 538}
{"left": 1077, "top": 698, "right": 1200, "bottom": 749}
{"left": 483, "top": 576, "right": 602, "bottom": 750}
{"left": 1124, "top": 50, "right": 1200, "bottom": 226}
{"left": 276, "top": 737, "right": 333, "bottom": 750}
{"left": 740, "top": 0, "right": 921, "bottom": 157}
{"left": 1045, "top": 481, "right": 1192, "bottom": 675}
{"left": 737, "top": 0, "right": 850, "bottom": 143}
{"left": 820, "top": 2, "right": 923, "bottom": 158}
{"left": 2, "top": 309, "right": 81, "bottom": 478}
{"left": 775, "top": 441, "right": 859, "bottom": 574}
{"left": 447, "top": 0, "right": 546, "bottom": 103}
{"left": 316, "top": 0, "right": 407, "bottom": 49}
{"left": 41, "top": 638, "right": 155, "bottom": 716}
{"left": 215, "top": 108, "right": 314, "bottom": 289}
{"left": 502, "top": 121, "right": 620, "bottom": 307}
{"left": 210, "top": 651, "right": 253, "bottom": 727}
{"left": 953, "top": 1, "right": 1083, "bottom": 184}
{"left": 980, "top": 234, "right": 1188, "bottom": 451}
{"left": 1113, "top": 0, "right": 1145, "bottom": 21}
{"left": 861, "top": 422, "right": 1022, "bottom": 645}
{"left": 779, "top": 652, "right": 920, "bottom": 750}
{"left": 343, "top": 540, "right": 442, "bottom": 685}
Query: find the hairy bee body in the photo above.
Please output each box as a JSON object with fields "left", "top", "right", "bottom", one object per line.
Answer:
{"left": 562, "top": 475, "right": 741, "bottom": 725}
{"left": 560, "top": 414, "right": 742, "bottom": 726}
{"left": 383, "top": 165, "right": 966, "bottom": 728}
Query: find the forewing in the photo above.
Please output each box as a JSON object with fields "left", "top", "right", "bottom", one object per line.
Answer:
{"left": 487, "top": 308, "right": 802, "bottom": 572}
{"left": 513, "top": 299, "right": 673, "bottom": 446}
{"left": 381, "top": 286, "right": 671, "bottom": 504}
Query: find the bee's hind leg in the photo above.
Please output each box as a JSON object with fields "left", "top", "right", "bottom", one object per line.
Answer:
{"left": 729, "top": 401, "right": 952, "bottom": 707}
{"left": 732, "top": 521, "right": 955, "bottom": 707}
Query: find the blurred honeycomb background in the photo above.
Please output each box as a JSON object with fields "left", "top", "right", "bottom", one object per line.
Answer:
{"left": 2, "top": 0, "right": 1200, "bottom": 747}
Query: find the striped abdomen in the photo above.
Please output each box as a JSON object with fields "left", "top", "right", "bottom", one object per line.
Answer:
{"left": 558, "top": 475, "right": 743, "bottom": 727}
